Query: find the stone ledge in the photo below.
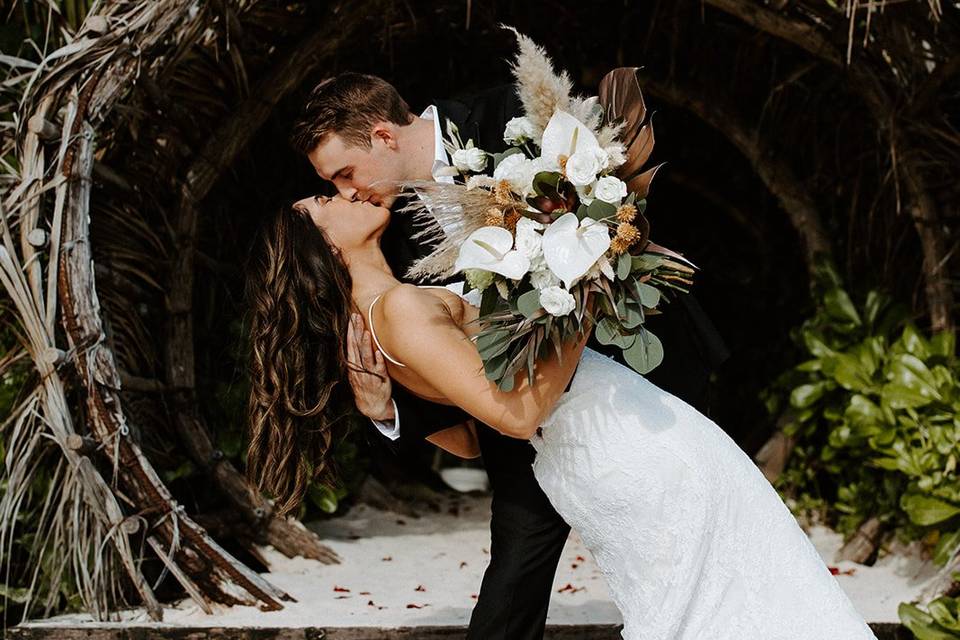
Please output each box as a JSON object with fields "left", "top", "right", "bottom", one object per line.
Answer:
{"left": 5, "top": 623, "right": 908, "bottom": 640}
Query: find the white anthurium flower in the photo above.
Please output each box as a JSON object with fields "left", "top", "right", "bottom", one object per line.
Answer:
{"left": 540, "top": 109, "right": 602, "bottom": 171}
{"left": 454, "top": 226, "right": 530, "bottom": 280}
{"left": 541, "top": 212, "right": 612, "bottom": 289}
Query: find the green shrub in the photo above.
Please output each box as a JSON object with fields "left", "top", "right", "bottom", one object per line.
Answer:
{"left": 764, "top": 264, "right": 959, "bottom": 552}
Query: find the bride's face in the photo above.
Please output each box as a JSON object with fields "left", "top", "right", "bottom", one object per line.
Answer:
{"left": 292, "top": 194, "right": 389, "bottom": 253}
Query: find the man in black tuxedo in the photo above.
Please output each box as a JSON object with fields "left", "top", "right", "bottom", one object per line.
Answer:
{"left": 291, "top": 72, "right": 729, "bottom": 639}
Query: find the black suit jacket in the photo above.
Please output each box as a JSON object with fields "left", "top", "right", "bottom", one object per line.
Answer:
{"left": 384, "top": 84, "right": 730, "bottom": 441}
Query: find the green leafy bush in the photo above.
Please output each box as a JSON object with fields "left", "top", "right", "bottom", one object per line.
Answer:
{"left": 900, "top": 595, "right": 960, "bottom": 640}
{"left": 764, "top": 265, "right": 959, "bottom": 552}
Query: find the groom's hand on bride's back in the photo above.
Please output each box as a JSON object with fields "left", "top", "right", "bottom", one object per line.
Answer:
{"left": 347, "top": 313, "right": 395, "bottom": 421}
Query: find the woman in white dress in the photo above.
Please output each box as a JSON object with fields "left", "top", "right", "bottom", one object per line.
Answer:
{"left": 245, "top": 193, "right": 878, "bottom": 640}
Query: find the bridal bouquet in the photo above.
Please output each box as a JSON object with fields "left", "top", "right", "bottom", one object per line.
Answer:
{"left": 403, "top": 28, "right": 697, "bottom": 391}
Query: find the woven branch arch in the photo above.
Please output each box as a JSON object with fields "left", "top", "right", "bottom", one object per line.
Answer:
{"left": 0, "top": 0, "right": 393, "bottom": 619}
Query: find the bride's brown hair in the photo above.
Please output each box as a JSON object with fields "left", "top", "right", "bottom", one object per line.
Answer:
{"left": 244, "top": 203, "right": 355, "bottom": 516}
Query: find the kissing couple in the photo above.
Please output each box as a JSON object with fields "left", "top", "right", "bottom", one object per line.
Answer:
{"left": 243, "top": 56, "right": 877, "bottom": 640}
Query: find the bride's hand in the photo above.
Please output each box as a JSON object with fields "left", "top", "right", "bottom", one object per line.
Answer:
{"left": 347, "top": 313, "right": 394, "bottom": 421}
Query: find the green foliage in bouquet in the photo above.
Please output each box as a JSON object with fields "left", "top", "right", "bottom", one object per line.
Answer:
{"left": 763, "top": 264, "right": 960, "bottom": 555}
{"left": 469, "top": 186, "right": 697, "bottom": 391}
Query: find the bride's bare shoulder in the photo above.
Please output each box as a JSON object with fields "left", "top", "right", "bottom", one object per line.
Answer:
{"left": 379, "top": 284, "right": 448, "bottom": 322}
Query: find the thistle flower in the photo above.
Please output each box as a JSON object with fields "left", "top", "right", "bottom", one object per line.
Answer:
{"left": 616, "top": 222, "right": 640, "bottom": 245}
{"left": 616, "top": 204, "right": 637, "bottom": 223}
{"left": 493, "top": 180, "right": 519, "bottom": 206}
{"left": 610, "top": 236, "right": 631, "bottom": 256}
{"left": 485, "top": 207, "right": 505, "bottom": 227}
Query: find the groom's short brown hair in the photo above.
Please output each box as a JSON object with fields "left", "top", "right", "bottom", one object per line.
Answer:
{"left": 290, "top": 73, "right": 414, "bottom": 154}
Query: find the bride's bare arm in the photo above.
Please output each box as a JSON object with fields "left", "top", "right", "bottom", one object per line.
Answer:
{"left": 378, "top": 284, "right": 590, "bottom": 439}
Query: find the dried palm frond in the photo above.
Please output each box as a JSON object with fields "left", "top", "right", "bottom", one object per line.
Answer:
{"left": 398, "top": 180, "right": 500, "bottom": 281}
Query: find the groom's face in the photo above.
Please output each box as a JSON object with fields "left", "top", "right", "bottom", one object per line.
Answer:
{"left": 307, "top": 126, "right": 406, "bottom": 209}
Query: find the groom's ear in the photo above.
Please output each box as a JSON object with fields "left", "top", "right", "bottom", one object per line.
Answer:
{"left": 370, "top": 123, "right": 400, "bottom": 151}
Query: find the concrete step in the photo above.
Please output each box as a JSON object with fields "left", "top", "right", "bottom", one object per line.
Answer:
{"left": 6, "top": 622, "right": 912, "bottom": 639}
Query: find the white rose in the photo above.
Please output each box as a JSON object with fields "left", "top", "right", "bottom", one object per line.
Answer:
{"left": 514, "top": 217, "right": 545, "bottom": 260}
{"left": 594, "top": 176, "right": 628, "bottom": 204}
{"left": 503, "top": 116, "right": 539, "bottom": 145}
{"left": 530, "top": 267, "right": 561, "bottom": 290}
{"left": 577, "top": 181, "right": 596, "bottom": 205}
{"left": 565, "top": 149, "right": 601, "bottom": 187}
{"left": 452, "top": 147, "right": 488, "bottom": 173}
{"left": 592, "top": 147, "right": 612, "bottom": 171}
{"left": 539, "top": 286, "right": 577, "bottom": 317}
{"left": 494, "top": 154, "right": 544, "bottom": 196}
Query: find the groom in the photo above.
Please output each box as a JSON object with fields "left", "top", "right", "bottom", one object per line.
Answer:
{"left": 290, "top": 72, "right": 730, "bottom": 639}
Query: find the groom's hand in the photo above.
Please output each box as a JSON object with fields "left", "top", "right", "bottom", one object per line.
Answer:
{"left": 347, "top": 313, "right": 395, "bottom": 421}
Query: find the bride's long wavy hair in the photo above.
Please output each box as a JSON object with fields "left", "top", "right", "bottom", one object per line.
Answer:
{"left": 244, "top": 202, "right": 356, "bottom": 516}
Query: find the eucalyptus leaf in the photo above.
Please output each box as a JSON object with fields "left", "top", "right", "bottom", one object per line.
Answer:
{"left": 476, "top": 329, "right": 511, "bottom": 359}
{"left": 492, "top": 146, "right": 522, "bottom": 170}
{"left": 587, "top": 199, "right": 616, "bottom": 221}
{"left": 632, "top": 254, "right": 663, "bottom": 272}
{"left": 517, "top": 289, "right": 542, "bottom": 319}
{"left": 636, "top": 282, "right": 661, "bottom": 308}
{"left": 616, "top": 252, "right": 632, "bottom": 280}
{"left": 616, "top": 298, "right": 645, "bottom": 329}
{"left": 623, "top": 329, "right": 664, "bottom": 374}
{"left": 595, "top": 316, "right": 637, "bottom": 349}
{"left": 483, "top": 351, "right": 510, "bottom": 382}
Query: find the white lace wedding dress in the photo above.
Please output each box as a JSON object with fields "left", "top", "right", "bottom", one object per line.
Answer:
{"left": 399, "top": 284, "right": 876, "bottom": 639}
{"left": 530, "top": 347, "right": 878, "bottom": 640}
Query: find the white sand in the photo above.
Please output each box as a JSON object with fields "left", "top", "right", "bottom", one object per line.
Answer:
{"left": 22, "top": 494, "right": 937, "bottom": 628}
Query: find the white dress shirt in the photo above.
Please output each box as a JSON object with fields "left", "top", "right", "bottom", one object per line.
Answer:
{"left": 370, "top": 104, "right": 460, "bottom": 440}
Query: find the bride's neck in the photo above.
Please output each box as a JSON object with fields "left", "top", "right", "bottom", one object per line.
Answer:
{"left": 347, "top": 245, "right": 400, "bottom": 313}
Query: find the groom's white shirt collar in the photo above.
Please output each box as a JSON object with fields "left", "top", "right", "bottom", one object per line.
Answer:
{"left": 369, "top": 104, "right": 458, "bottom": 442}
{"left": 421, "top": 104, "right": 455, "bottom": 185}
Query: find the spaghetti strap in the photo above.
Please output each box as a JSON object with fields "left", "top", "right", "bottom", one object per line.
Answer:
{"left": 365, "top": 284, "right": 460, "bottom": 368}
{"left": 366, "top": 294, "right": 407, "bottom": 368}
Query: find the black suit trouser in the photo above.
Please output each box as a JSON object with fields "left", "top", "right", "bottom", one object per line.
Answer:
{"left": 466, "top": 426, "right": 570, "bottom": 640}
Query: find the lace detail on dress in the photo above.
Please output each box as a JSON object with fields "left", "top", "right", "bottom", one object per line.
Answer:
{"left": 531, "top": 349, "right": 878, "bottom": 640}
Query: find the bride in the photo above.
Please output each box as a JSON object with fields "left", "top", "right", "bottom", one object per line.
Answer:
{"left": 244, "top": 193, "right": 878, "bottom": 640}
